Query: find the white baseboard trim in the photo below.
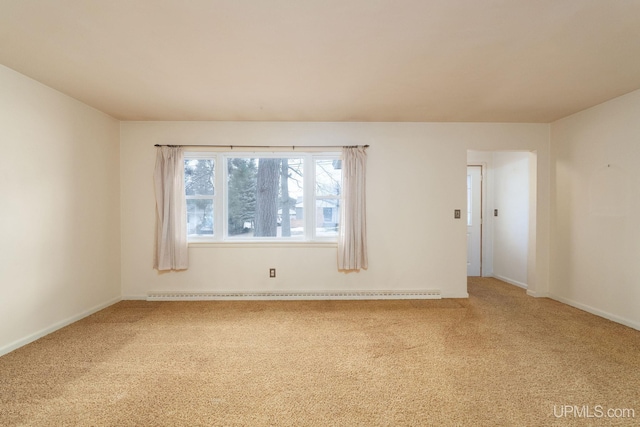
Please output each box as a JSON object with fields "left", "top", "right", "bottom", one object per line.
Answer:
{"left": 548, "top": 293, "right": 640, "bottom": 332}
{"left": 492, "top": 274, "right": 528, "bottom": 290}
{"left": 147, "top": 289, "right": 441, "bottom": 301}
{"left": 526, "top": 289, "right": 549, "bottom": 298}
{"left": 121, "top": 295, "right": 148, "bottom": 301}
{"left": 0, "top": 296, "right": 121, "bottom": 357}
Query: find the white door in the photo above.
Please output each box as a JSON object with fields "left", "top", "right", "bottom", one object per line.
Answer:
{"left": 467, "top": 166, "right": 482, "bottom": 276}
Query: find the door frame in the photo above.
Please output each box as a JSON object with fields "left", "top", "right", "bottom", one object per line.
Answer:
{"left": 467, "top": 164, "right": 484, "bottom": 276}
{"left": 466, "top": 151, "right": 538, "bottom": 292}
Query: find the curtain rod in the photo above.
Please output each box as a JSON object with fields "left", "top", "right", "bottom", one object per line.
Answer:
{"left": 154, "top": 144, "right": 368, "bottom": 149}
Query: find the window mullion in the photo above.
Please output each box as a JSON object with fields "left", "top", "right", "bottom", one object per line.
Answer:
{"left": 306, "top": 154, "right": 316, "bottom": 241}
{"left": 217, "top": 153, "right": 225, "bottom": 241}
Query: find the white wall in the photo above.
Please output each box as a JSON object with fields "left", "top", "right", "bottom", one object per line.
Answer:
{"left": 120, "top": 122, "right": 550, "bottom": 299}
{"left": 492, "top": 152, "right": 530, "bottom": 287}
{"left": 0, "top": 65, "right": 121, "bottom": 355}
{"left": 550, "top": 89, "right": 640, "bottom": 330}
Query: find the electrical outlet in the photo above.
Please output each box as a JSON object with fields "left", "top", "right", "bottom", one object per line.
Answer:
{"left": 454, "top": 209, "right": 461, "bottom": 219}
{"left": 494, "top": 209, "right": 499, "bottom": 217}
{"left": 269, "top": 268, "right": 276, "bottom": 278}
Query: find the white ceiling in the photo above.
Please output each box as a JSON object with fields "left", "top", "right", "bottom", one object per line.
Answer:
{"left": 1, "top": 0, "right": 640, "bottom": 122}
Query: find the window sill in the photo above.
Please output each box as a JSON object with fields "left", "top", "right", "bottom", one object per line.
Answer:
{"left": 188, "top": 241, "right": 338, "bottom": 249}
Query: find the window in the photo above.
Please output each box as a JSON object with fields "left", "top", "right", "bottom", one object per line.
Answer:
{"left": 184, "top": 152, "right": 341, "bottom": 242}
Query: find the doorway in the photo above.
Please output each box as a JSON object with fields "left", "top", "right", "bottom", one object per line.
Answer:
{"left": 466, "top": 151, "right": 536, "bottom": 291}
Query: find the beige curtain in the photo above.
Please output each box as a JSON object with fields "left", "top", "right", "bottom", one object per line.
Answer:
{"left": 338, "top": 146, "right": 368, "bottom": 271}
{"left": 154, "top": 146, "right": 188, "bottom": 271}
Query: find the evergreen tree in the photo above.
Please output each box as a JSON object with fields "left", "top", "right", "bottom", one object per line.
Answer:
{"left": 184, "top": 159, "right": 214, "bottom": 233}
{"left": 227, "top": 158, "right": 257, "bottom": 235}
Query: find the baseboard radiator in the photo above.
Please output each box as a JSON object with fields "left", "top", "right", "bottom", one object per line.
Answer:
{"left": 147, "top": 290, "right": 441, "bottom": 301}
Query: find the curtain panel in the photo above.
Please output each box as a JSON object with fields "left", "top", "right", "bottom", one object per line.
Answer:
{"left": 338, "top": 146, "right": 368, "bottom": 271}
{"left": 153, "top": 146, "right": 188, "bottom": 271}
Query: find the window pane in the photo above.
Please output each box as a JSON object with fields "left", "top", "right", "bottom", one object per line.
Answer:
{"left": 316, "top": 159, "right": 342, "bottom": 196}
{"left": 227, "top": 157, "right": 304, "bottom": 238}
{"left": 187, "top": 199, "right": 213, "bottom": 235}
{"left": 316, "top": 199, "right": 340, "bottom": 237}
{"left": 185, "top": 159, "right": 214, "bottom": 196}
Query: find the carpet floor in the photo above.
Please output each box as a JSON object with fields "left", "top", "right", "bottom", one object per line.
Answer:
{"left": 1, "top": 277, "right": 639, "bottom": 426}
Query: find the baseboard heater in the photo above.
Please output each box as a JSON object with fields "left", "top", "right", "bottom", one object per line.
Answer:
{"left": 147, "top": 290, "right": 441, "bottom": 301}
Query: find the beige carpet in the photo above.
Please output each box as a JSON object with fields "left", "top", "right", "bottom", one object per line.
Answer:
{"left": 1, "top": 277, "right": 639, "bottom": 426}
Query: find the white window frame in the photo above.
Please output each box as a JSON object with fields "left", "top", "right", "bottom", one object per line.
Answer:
{"left": 184, "top": 150, "right": 341, "bottom": 244}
